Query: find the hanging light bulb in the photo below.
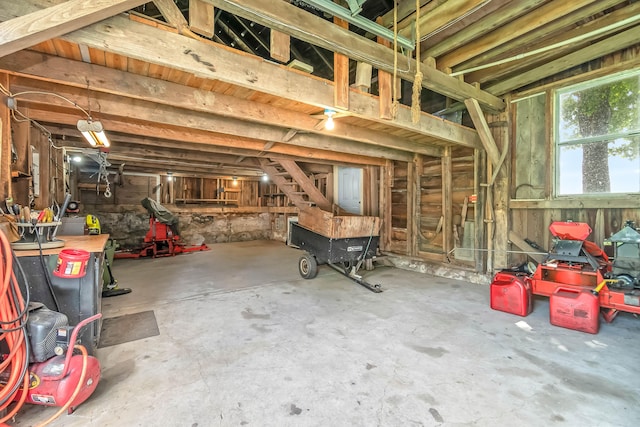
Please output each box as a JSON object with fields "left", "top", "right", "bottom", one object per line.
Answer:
{"left": 324, "top": 109, "right": 336, "bottom": 130}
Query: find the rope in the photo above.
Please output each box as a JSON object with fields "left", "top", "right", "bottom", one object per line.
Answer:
{"left": 411, "top": 0, "right": 423, "bottom": 124}
{"left": 391, "top": 1, "right": 400, "bottom": 119}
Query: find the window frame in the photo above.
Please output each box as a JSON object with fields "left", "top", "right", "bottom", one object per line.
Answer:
{"left": 553, "top": 68, "right": 640, "bottom": 198}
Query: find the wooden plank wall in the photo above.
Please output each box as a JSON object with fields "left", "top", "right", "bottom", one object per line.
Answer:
{"left": 510, "top": 87, "right": 640, "bottom": 267}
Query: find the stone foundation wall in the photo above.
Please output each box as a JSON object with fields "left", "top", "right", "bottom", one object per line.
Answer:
{"left": 91, "top": 208, "right": 293, "bottom": 249}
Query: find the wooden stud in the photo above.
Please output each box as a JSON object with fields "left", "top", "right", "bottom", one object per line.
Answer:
{"left": 270, "top": 30, "right": 290, "bottom": 63}
{"left": 188, "top": 0, "right": 214, "bottom": 38}
{"left": 333, "top": 16, "right": 349, "bottom": 110}
{"left": 355, "top": 62, "right": 373, "bottom": 93}
{"left": 441, "top": 147, "right": 453, "bottom": 261}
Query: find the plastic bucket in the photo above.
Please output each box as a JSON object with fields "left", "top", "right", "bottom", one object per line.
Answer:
{"left": 53, "top": 249, "right": 90, "bottom": 279}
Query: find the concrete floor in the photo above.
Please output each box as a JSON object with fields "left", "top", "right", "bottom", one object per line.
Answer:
{"left": 14, "top": 240, "right": 640, "bottom": 426}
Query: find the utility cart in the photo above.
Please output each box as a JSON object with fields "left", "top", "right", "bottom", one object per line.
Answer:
{"left": 289, "top": 207, "right": 382, "bottom": 293}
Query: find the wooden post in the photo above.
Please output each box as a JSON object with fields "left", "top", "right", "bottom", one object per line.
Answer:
{"left": 0, "top": 73, "right": 11, "bottom": 199}
{"left": 406, "top": 158, "right": 415, "bottom": 256}
{"left": 189, "top": 0, "right": 214, "bottom": 38}
{"left": 355, "top": 62, "right": 372, "bottom": 93}
{"left": 474, "top": 149, "right": 486, "bottom": 272}
{"left": 379, "top": 160, "right": 393, "bottom": 251}
{"left": 333, "top": 16, "right": 349, "bottom": 110}
{"left": 412, "top": 153, "right": 422, "bottom": 256}
{"left": 442, "top": 147, "right": 453, "bottom": 261}
{"left": 376, "top": 17, "right": 392, "bottom": 120}
{"left": 270, "top": 30, "right": 291, "bottom": 63}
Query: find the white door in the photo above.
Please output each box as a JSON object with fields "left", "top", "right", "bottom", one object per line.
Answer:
{"left": 336, "top": 167, "right": 362, "bottom": 214}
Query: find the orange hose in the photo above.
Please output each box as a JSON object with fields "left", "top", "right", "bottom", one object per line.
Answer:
{"left": 34, "top": 345, "right": 89, "bottom": 427}
{"left": 0, "top": 229, "right": 29, "bottom": 423}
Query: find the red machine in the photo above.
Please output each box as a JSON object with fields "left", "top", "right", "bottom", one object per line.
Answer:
{"left": 491, "top": 221, "right": 640, "bottom": 332}
{"left": 115, "top": 198, "right": 209, "bottom": 259}
{"left": 18, "top": 314, "right": 102, "bottom": 413}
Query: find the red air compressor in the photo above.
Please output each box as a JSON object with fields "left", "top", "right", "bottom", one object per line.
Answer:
{"left": 14, "top": 312, "right": 102, "bottom": 414}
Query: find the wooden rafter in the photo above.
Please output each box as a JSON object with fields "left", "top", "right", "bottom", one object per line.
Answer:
{"left": 207, "top": 0, "right": 504, "bottom": 111}
{"left": 0, "top": 0, "right": 147, "bottom": 58}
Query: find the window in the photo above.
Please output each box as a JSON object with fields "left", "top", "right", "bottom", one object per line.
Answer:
{"left": 555, "top": 70, "right": 640, "bottom": 196}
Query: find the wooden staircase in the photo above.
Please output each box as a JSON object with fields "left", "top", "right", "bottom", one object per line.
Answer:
{"left": 259, "top": 158, "right": 332, "bottom": 211}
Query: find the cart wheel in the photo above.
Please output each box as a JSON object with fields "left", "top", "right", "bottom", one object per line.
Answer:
{"left": 299, "top": 254, "right": 318, "bottom": 279}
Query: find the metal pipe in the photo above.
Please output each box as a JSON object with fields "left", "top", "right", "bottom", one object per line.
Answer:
{"left": 298, "top": 0, "right": 415, "bottom": 51}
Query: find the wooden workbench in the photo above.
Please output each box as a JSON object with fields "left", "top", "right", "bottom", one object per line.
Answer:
{"left": 14, "top": 234, "right": 110, "bottom": 257}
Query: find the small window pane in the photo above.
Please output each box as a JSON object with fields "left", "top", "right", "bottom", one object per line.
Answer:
{"left": 558, "top": 74, "right": 640, "bottom": 143}
{"left": 557, "top": 136, "right": 640, "bottom": 195}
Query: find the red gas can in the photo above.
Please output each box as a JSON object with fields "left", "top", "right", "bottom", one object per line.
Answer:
{"left": 490, "top": 272, "right": 533, "bottom": 316}
{"left": 549, "top": 287, "right": 600, "bottom": 334}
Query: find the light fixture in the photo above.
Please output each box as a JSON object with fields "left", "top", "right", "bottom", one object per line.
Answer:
{"left": 77, "top": 119, "right": 110, "bottom": 148}
{"left": 262, "top": 173, "right": 269, "bottom": 182}
{"left": 167, "top": 172, "right": 174, "bottom": 182}
{"left": 232, "top": 176, "right": 238, "bottom": 186}
{"left": 324, "top": 109, "right": 335, "bottom": 130}
{"left": 72, "top": 155, "right": 82, "bottom": 163}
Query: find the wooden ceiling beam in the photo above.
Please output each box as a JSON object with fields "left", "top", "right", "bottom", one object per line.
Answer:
{"left": 437, "top": 0, "right": 600, "bottom": 71}
{"left": 486, "top": 24, "right": 640, "bottom": 95}
{"left": 423, "top": 0, "right": 547, "bottom": 59}
{"left": 0, "top": 0, "right": 147, "bottom": 59}
{"left": 0, "top": 51, "right": 447, "bottom": 155}
{"left": 208, "top": 0, "right": 504, "bottom": 111}
{"left": 466, "top": 2, "right": 640, "bottom": 85}
{"left": 47, "top": 125, "right": 362, "bottom": 168}
{"left": 26, "top": 108, "right": 388, "bottom": 166}
{"left": 10, "top": 78, "right": 412, "bottom": 162}
{"left": 398, "top": 0, "right": 487, "bottom": 40}
{"left": 454, "top": 0, "right": 627, "bottom": 74}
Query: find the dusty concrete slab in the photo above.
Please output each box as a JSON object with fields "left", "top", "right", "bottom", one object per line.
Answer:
{"left": 14, "top": 240, "right": 640, "bottom": 426}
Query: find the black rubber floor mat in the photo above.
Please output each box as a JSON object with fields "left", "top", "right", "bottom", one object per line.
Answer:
{"left": 98, "top": 310, "right": 159, "bottom": 348}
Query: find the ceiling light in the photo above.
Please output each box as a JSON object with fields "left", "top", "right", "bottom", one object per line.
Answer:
{"left": 262, "top": 173, "right": 269, "bottom": 182}
{"left": 77, "top": 119, "right": 110, "bottom": 148}
{"left": 324, "top": 109, "right": 335, "bottom": 130}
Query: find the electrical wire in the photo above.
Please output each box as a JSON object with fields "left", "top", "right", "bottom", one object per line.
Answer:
{"left": 0, "top": 229, "right": 30, "bottom": 424}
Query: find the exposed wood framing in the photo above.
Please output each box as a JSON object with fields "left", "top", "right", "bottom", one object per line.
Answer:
{"left": 333, "top": 16, "right": 349, "bottom": 110}
{"left": 376, "top": 22, "right": 393, "bottom": 120}
{"left": 270, "top": 30, "right": 290, "bottom": 63}
{"left": 423, "top": 0, "right": 548, "bottom": 59}
{"left": 441, "top": 147, "right": 453, "bottom": 261}
{"left": 207, "top": 0, "right": 504, "bottom": 111}
{"left": 508, "top": 231, "right": 546, "bottom": 264}
{"left": 0, "top": 52, "right": 441, "bottom": 157}
{"left": 487, "top": 25, "right": 640, "bottom": 95}
{"left": 277, "top": 159, "right": 332, "bottom": 212}
{"left": 0, "top": 6, "right": 485, "bottom": 149}
{"left": 153, "top": 0, "right": 189, "bottom": 33}
{"left": 189, "top": 0, "right": 214, "bottom": 38}
{"left": 407, "top": 156, "right": 415, "bottom": 256}
{"left": 355, "top": 62, "right": 372, "bottom": 93}
{"left": 438, "top": 0, "right": 601, "bottom": 71}
{"left": 9, "top": 78, "right": 411, "bottom": 163}
{"left": 455, "top": 0, "right": 625, "bottom": 73}
{"left": 380, "top": 160, "right": 393, "bottom": 252}
{"left": 0, "top": 0, "right": 147, "bottom": 59}
{"left": 411, "top": 154, "right": 422, "bottom": 257}
{"left": 398, "top": 0, "right": 486, "bottom": 40}
{"left": 27, "top": 108, "right": 386, "bottom": 167}
{"left": 464, "top": 98, "right": 501, "bottom": 167}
